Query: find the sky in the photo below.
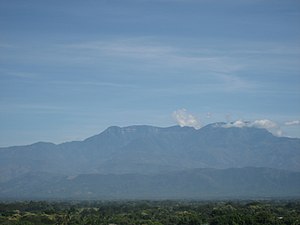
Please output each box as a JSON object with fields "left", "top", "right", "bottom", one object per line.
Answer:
{"left": 0, "top": 0, "right": 300, "bottom": 146}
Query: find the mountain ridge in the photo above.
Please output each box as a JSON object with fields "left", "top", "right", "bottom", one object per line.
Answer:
{"left": 1, "top": 123, "right": 300, "bottom": 199}
{"left": 0, "top": 123, "right": 290, "bottom": 148}
{"left": 1, "top": 123, "right": 299, "bottom": 179}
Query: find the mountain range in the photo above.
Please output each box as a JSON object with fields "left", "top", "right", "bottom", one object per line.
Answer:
{"left": 1, "top": 123, "right": 300, "bottom": 199}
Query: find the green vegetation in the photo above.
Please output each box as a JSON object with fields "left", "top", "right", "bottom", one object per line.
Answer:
{"left": 0, "top": 200, "right": 299, "bottom": 225}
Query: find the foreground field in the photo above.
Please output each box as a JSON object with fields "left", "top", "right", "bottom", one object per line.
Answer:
{"left": 0, "top": 200, "right": 299, "bottom": 225}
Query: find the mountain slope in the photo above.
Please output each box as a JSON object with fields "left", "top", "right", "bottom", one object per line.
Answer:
{"left": 0, "top": 124, "right": 299, "bottom": 183}
{"left": 1, "top": 167, "right": 299, "bottom": 200}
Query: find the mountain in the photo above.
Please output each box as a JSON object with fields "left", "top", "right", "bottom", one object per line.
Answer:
{"left": 1, "top": 167, "right": 299, "bottom": 200}
{"left": 0, "top": 123, "right": 300, "bottom": 199}
{"left": 1, "top": 124, "right": 299, "bottom": 181}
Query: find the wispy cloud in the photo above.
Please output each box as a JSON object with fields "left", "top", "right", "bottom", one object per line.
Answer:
{"left": 206, "top": 112, "right": 212, "bottom": 119}
{"left": 172, "top": 108, "right": 201, "bottom": 129}
{"left": 63, "top": 39, "right": 175, "bottom": 60}
{"left": 284, "top": 120, "right": 300, "bottom": 126}
{"left": 2, "top": 37, "right": 298, "bottom": 96}
{"left": 61, "top": 38, "right": 246, "bottom": 73}
{"left": 59, "top": 38, "right": 260, "bottom": 92}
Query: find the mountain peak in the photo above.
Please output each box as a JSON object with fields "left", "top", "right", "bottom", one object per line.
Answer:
{"left": 104, "top": 125, "right": 122, "bottom": 133}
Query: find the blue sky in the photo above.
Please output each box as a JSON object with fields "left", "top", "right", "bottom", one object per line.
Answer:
{"left": 0, "top": 0, "right": 300, "bottom": 146}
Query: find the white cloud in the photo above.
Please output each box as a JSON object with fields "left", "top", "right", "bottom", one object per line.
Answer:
{"left": 172, "top": 109, "right": 201, "bottom": 129}
{"left": 284, "top": 120, "right": 300, "bottom": 126}
{"left": 233, "top": 120, "right": 248, "bottom": 128}
{"left": 252, "top": 119, "right": 277, "bottom": 129}
{"left": 252, "top": 119, "right": 282, "bottom": 136}
{"left": 223, "top": 119, "right": 282, "bottom": 136}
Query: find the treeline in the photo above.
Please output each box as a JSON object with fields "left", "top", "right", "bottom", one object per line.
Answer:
{"left": 0, "top": 200, "right": 299, "bottom": 225}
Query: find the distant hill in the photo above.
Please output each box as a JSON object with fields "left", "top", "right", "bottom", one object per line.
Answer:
{"left": 0, "top": 123, "right": 300, "bottom": 199}
{"left": 1, "top": 167, "right": 299, "bottom": 200}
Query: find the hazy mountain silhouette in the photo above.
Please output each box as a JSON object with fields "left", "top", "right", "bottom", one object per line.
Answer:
{"left": 0, "top": 123, "right": 299, "bottom": 199}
